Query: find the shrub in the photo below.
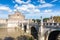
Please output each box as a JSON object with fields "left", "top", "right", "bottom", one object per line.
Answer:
{"left": 4, "top": 37, "right": 14, "bottom": 40}
{"left": 16, "top": 35, "right": 34, "bottom": 40}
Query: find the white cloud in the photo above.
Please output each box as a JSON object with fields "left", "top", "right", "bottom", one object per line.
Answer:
{"left": 0, "top": 5, "right": 12, "bottom": 12}
{"left": 39, "top": 3, "right": 54, "bottom": 8}
{"left": 14, "top": 3, "right": 41, "bottom": 19}
{"left": 14, "top": 0, "right": 54, "bottom": 19}
{"left": 0, "top": 5, "right": 13, "bottom": 18}
{"left": 37, "top": 0, "right": 54, "bottom": 8}
{"left": 14, "top": 4, "right": 19, "bottom": 9}
{"left": 51, "top": 0, "right": 58, "bottom": 3}
{"left": 42, "top": 10, "right": 60, "bottom": 18}
{"left": 15, "top": 0, "right": 31, "bottom": 4}
{"left": 15, "top": 0, "right": 54, "bottom": 8}
{"left": 44, "top": 9, "right": 52, "bottom": 13}
{"left": 14, "top": 4, "right": 40, "bottom": 14}
{"left": 38, "top": 0, "right": 46, "bottom": 3}
{"left": 0, "top": 6, "right": 9, "bottom": 11}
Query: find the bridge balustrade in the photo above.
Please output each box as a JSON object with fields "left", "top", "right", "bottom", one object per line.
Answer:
{"left": 43, "top": 23, "right": 60, "bottom": 27}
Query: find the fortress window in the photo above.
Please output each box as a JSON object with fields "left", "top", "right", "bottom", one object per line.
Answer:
{"left": 24, "top": 25, "right": 27, "bottom": 32}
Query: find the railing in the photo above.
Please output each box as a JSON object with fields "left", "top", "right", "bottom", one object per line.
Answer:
{"left": 43, "top": 23, "right": 60, "bottom": 28}
{"left": 44, "top": 23, "right": 60, "bottom": 26}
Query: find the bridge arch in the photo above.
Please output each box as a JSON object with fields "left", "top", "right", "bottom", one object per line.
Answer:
{"left": 48, "top": 30, "right": 60, "bottom": 40}
{"left": 31, "top": 26, "right": 38, "bottom": 40}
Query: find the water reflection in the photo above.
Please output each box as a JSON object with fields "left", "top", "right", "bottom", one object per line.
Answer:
{"left": 0, "top": 38, "right": 2, "bottom": 40}
{"left": 0, "top": 28, "right": 34, "bottom": 40}
{"left": 0, "top": 28, "right": 21, "bottom": 40}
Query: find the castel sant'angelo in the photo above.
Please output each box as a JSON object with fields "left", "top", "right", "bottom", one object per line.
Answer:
{"left": 0, "top": 10, "right": 39, "bottom": 40}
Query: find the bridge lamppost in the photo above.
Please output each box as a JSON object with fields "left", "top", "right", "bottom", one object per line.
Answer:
{"left": 39, "top": 16, "right": 45, "bottom": 40}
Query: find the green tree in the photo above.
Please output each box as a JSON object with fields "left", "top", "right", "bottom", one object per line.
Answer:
{"left": 32, "top": 19, "right": 35, "bottom": 23}
{"left": 53, "top": 16, "right": 60, "bottom": 23}
{"left": 32, "top": 19, "right": 41, "bottom": 24}
{"left": 16, "top": 35, "right": 34, "bottom": 40}
{"left": 43, "top": 18, "right": 49, "bottom": 22}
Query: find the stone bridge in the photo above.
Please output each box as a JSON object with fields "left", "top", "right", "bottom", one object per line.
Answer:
{"left": 38, "top": 23, "right": 60, "bottom": 40}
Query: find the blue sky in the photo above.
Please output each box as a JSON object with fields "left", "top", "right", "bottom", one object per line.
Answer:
{"left": 0, "top": 0, "right": 60, "bottom": 19}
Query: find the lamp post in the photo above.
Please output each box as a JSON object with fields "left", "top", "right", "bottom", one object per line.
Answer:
{"left": 39, "top": 16, "right": 45, "bottom": 40}
{"left": 26, "top": 20, "right": 29, "bottom": 33}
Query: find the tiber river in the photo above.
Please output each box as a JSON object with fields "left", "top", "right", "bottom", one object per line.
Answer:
{"left": 0, "top": 24, "right": 28, "bottom": 40}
